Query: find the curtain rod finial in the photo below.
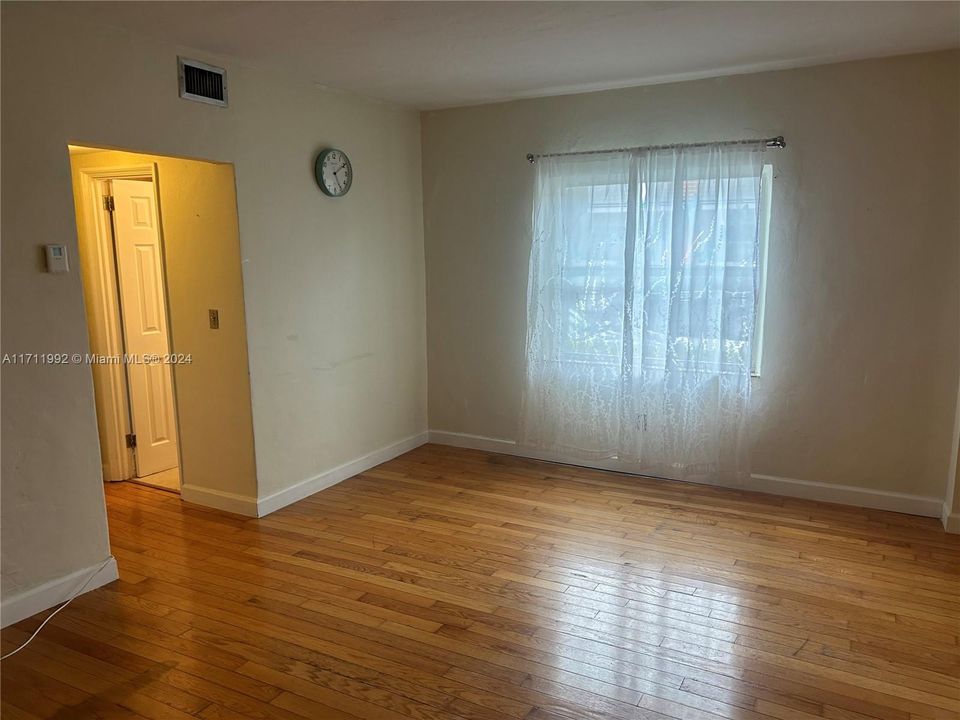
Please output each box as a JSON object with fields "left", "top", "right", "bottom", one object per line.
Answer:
{"left": 526, "top": 154, "right": 536, "bottom": 164}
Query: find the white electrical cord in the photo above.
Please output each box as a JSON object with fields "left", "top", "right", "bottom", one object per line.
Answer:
{"left": 1, "top": 557, "right": 114, "bottom": 661}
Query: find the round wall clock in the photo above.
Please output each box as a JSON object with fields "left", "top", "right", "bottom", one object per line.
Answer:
{"left": 314, "top": 148, "right": 352, "bottom": 197}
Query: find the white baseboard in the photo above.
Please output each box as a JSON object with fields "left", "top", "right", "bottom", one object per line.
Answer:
{"left": 1, "top": 556, "right": 118, "bottom": 629}
{"left": 942, "top": 503, "right": 960, "bottom": 534}
{"left": 746, "top": 474, "right": 941, "bottom": 518}
{"left": 427, "top": 430, "right": 943, "bottom": 519}
{"left": 180, "top": 484, "right": 260, "bottom": 517}
{"left": 181, "top": 432, "right": 430, "bottom": 518}
{"left": 428, "top": 430, "right": 523, "bottom": 455}
{"left": 256, "top": 431, "right": 429, "bottom": 517}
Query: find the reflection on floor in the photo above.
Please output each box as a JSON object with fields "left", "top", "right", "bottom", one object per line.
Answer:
{"left": 3, "top": 444, "right": 957, "bottom": 720}
{"left": 132, "top": 466, "right": 180, "bottom": 493}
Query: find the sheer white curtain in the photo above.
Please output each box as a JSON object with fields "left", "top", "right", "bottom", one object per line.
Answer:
{"left": 520, "top": 143, "right": 765, "bottom": 484}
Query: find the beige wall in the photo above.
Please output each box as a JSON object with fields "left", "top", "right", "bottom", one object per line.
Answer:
{"left": 946, "top": 379, "right": 960, "bottom": 524}
{"left": 1, "top": 3, "right": 426, "bottom": 599}
{"left": 421, "top": 50, "right": 960, "bottom": 500}
{"left": 70, "top": 149, "right": 258, "bottom": 499}
{"left": 954, "top": 438, "right": 960, "bottom": 513}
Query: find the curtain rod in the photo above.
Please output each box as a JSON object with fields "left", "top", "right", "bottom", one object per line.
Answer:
{"left": 525, "top": 135, "right": 785, "bottom": 164}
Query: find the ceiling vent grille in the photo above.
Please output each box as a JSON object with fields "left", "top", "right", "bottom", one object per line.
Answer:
{"left": 178, "top": 57, "right": 227, "bottom": 107}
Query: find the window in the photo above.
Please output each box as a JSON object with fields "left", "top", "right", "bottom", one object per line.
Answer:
{"left": 522, "top": 146, "right": 770, "bottom": 477}
{"left": 752, "top": 163, "right": 773, "bottom": 376}
{"left": 551, "top": 162, "right": 772, "bottom": 376}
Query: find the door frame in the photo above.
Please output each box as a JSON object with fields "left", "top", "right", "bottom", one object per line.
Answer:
{"left": 76, "top": 164, "right": 183, "bottom": 486}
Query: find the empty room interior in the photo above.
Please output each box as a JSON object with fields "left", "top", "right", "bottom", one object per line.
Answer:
{"left": 1, "top": 1, "right": 959, "bottom": 719}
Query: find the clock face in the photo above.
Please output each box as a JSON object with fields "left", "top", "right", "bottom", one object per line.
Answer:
{"left": 315, "top": 149, "right": 352, "bottom": 197}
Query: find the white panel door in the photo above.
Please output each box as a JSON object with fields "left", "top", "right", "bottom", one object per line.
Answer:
{"left": 112, "top": 179, "right": 179, "bottom": 477}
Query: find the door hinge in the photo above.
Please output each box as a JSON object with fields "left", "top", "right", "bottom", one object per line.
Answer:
{"left": 103, "top": 195, "right": 115, "bottom": 212}
{"left": 125, "top": 433, "right": 137, "bottom": 449}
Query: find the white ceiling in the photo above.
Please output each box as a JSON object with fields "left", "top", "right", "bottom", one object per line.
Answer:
{"left": 51, "top": 1, "right": 959, "bottom": 109}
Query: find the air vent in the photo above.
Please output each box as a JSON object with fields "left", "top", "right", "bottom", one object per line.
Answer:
{"left": 178, "top": 57, "right": 227, "bottom": 107}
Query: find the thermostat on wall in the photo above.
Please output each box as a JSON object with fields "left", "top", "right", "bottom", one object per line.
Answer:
{"left": 45, "top": 244, "right": 69, "bottom": 273}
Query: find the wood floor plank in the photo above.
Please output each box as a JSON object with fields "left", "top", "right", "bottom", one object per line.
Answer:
{"left": 3, "top": 444, "right": 958, "bottom": 719}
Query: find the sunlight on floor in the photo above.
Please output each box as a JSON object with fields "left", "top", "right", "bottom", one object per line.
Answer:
{"left": 131, "top": 466, "right": 180, "bottom": 493}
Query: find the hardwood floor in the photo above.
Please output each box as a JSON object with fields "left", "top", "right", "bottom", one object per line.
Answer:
{"left": 3, "top": 444, "right": 959, "bottom": 720}
{"left": 130, "top": 466, "right": 181, "bottom": 494}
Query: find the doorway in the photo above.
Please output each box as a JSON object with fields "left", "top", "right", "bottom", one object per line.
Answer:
{"left": 69, "top": 144, "right": 259, "bottom": 511}
{"left": 72, "top": 161, "right": 181, "bottom": 492}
